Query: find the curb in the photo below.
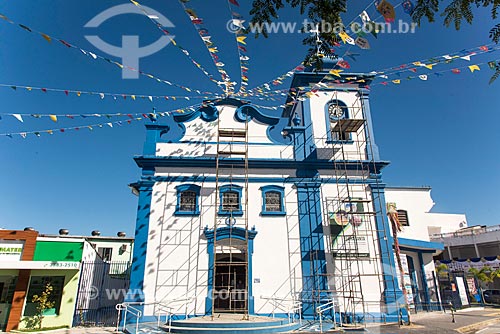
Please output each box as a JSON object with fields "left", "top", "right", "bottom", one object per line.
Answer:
{"left": 456, "top": 317, "right": 500, "bottom": 333}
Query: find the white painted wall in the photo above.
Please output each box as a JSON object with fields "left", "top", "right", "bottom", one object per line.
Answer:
{"left": 385, "top": 187, "right": 467, "bottom": 241}
{"left": 308, "top": 91, "right": 368, "bottom": 161}
{"left": 141, "top": 178, "right": 302, "bottom": 317}
{"left": 155, "top": 106, "right": 293, "bottom": 160}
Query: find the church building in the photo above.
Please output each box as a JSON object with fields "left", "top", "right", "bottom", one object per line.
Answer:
{"left": 125, "top": 62, "right": 441, "bottom": 328}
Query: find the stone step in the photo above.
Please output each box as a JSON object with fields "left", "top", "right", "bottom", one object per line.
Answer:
{"left": 162, "top": 322, "right": 300, "bottom": 334}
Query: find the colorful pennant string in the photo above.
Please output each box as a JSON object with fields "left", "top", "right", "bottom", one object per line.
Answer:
{"left": 242, "top": 64, "right": 305, "bottom": 96}
{"left": 0, "top": 83, "right": 221, "bottom": 101}
{"left": 0, "top": 13, "right": 215, "bottom": 95}
{"left": 178, "top": 0, "right": 234, "bottom": 93}
{"left": 0, "top": 102, "right": 218, "bottom": 138}
{"left": 226, "top": 0, "right": 250, "bottom": 94}
{"left": 374, "top": 59, "right": 498, "bottom": 87}
{"left": 128, "top": 0, "right": 224, "bottom": 92}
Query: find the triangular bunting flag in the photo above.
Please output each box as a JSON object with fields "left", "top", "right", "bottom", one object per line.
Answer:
{"left": 12, "top": 114, "right": 23, "bottom": 122}
{"left": 236, "top": 36, "right": 247, "bottom": 44}
{"left": 40, "top": 33, "right": 52, "bottom": 42}
{"left": 468, "top": 65, "right": 480, "bottom": 72}
{"left": 329, "top": 69, "right": 343, "bottom": 77}
{"left": 49, "top": 115, "right": 57, "bottom": 122}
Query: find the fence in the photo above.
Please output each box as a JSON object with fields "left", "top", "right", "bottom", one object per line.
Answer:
{"left": 73, "top": 261, "right": 131, "bottom": 327}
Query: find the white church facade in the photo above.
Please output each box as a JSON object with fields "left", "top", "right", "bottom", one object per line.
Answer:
{"left": 125, "top": 65, "right": 457, "bottom": 326}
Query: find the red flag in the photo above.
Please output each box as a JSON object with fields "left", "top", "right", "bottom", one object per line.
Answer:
{"left": 229, "top": 0, "right": 239, "bottom": 6}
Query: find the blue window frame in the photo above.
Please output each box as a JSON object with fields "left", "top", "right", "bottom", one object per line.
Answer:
{"left": 324, "top": 99, "right": 353, "bottom": 143}
{"left": 175, "top": 184, "right": 201, "bottom": 216}
{"left": 260, "top": 185, "right": 286, "bottom": 216}
{"left": 218, "top": 185, "right": 243, "bottom": 216}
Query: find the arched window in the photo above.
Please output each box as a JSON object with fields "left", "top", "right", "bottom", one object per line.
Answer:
{"left": 175, "top": 184, "right": 201, "bottom": 216}
{"left": 260, "top": 185, "right": 286, "bottom": 216}
{"left": 219, "top": 185, "right": 243, "bottom": 216}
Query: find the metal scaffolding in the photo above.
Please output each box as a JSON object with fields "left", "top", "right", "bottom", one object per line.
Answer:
{"left": 211, "top": 107, "right": 250, "bottom": 319}
{"left": 316, "top": 88, "right": 401, "bottom": 327}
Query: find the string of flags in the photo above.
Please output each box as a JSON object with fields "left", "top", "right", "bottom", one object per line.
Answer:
{"left": 128, "top": 0, "right": 224, "bottom": 92}
{"left": 301, "top": 44, "right": 500, "bottom": 97}
{"left": 375, "top": 59, "right": 499, "bottom": 87}
{"left": 226, "top": 0, "right": 250, "bottom": 94}
{"left": 374, "top": 43, "right": 500, "bottom": 78}
{"left": 3, "top": 54, "right": 497, "bottom": 139}
{"left": 0, "top": 105, "right": 202, "bottom": 123}
{"left": 0, "top": 12, "right": 214, "bottom": 95}
{"left": 178, "top": 0, "right": 234, "bottom": 93}
{"left": 0, "top": 103, "right": 211, "bottom": 138}
{"left": 242, "top": 0, "right": 412, "bottom": 96}
{"left": 0, "top": 83, "right": 221, "bottom": 101}
{"left": 318, "top": 0, "right": 407, "bottom": 80}
{"left": 241, "top": 64, "right": 306, "bottom": 96}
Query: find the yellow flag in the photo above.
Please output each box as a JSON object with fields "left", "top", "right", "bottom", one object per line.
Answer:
{"left": 130, "top": 0, "right": 139, "bottom": 5}
{"left": 469, "top": 65, "right": 480, "bottom": 72}
{"left": 329, "top": 69, "right": 343, "bottom": 77}
{"left": 41, "top": 33, "right": 52, "bottom": 42}
{"left": 77, "top": 92, "right": 81, "bottom": 96}
{"left": 424, "top": 64, "right": 433, "bottom": 70}
{"left": 413, "top": 62, "right": 422, "bottom": 66}
{"left": 392, "top": 79, "right": 401, "bottom": 84}
{"left": 46, "top": 130, "right": 53, "bottom": 135}
{"left": 237, "top": 36, "right": 247, "bottom": 45}
{"left": 338, "top": 31, "right": 355, "bottom": 45}
{"left": 49, "top": 115, "right": 57, "bottom": 122}
{"left": 131, "top": 95, "right": 136, "bottom": 100}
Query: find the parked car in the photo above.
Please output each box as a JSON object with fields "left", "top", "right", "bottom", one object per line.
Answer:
{"left": 482, "top": 289, "right": 500, "bottom": 304}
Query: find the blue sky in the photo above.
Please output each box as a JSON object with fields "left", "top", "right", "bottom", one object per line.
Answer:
{"left": 0, "top": 1, "right": 499, "bottom": 236}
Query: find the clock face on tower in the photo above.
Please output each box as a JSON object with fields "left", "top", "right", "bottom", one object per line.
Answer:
{"left": 328, "top": 102, "right": 346, "bottom": 120}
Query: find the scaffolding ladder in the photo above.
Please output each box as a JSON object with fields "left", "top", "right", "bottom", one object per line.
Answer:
{"left": 211, "top": 107, "right": 250, "bottom": 319}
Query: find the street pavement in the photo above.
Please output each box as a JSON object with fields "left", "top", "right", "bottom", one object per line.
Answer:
{"left": 10, "top": 307, "right": 500, "bottom": 333}
{"left": 358, "top": 307, "right": 500, "bottom": 334}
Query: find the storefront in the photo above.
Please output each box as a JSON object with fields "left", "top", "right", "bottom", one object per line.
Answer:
{"left": 0, "top": 230, "right": 84, "bottom": 331}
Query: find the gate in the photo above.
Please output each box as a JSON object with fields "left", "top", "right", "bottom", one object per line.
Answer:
{"left": 73, "top": 261, "right": 131, "bottom": 327}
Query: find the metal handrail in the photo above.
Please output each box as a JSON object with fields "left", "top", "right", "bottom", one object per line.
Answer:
{"left": 115, "top": 297, "right": 195, "bottom": 333}
{"left": 260, "top": 296, "right": 302, "bottom": 325}
{"left": 316, "top": 299, "right": 340, "bottom": 333}
{"left": 115, "top": 303, "right": 142, "bottom": 334}
{"left": 155, "top": 297, "right": 195, "bottom": 333}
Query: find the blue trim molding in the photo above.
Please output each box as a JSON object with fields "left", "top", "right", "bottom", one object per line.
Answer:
{"left": 260, "top": 185, "right": 286, "bottom": 216}
{"left": 135, "top": 156, "right": 390, "bottom": 174}
{"left": 398, "top": 238, "right": 444, "bottom": 252}
{"left": 218, "top": 184, "right": 243, "bottom": 216}
{"left": 143, "top": 99, "right": 291, "bottom": 145}
{"left": 174, "top": 184, "right": 201, "bottom": 216}
{"left": 368, "top": 180, "right": 406, "bottom": 321}
{"left": 295, "top": 181, "right": 328, "bottom": 317}
{"left": 418, "top": 251, "right": 430, "bottom": 310}
{"left": 124, "top": 180, "right": 155, "bottom": 321}
{"left": 203, "top": 226, "right": 258, "bottom": 314}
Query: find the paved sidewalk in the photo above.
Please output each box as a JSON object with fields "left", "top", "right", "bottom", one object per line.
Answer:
{"left": 9, "top": 307, "right": 500, "bottom": 333}
{"left": 352, "top": 307, "right": 500, "bottom": 334}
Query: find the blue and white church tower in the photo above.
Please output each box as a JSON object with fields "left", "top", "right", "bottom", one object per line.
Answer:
{"left": 127, "top": 62, "right": 405, "bottom": 327}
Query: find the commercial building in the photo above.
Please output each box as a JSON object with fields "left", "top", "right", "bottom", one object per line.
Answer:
{"left": 0, "top": 229, "right": 133, "bottom": 331}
